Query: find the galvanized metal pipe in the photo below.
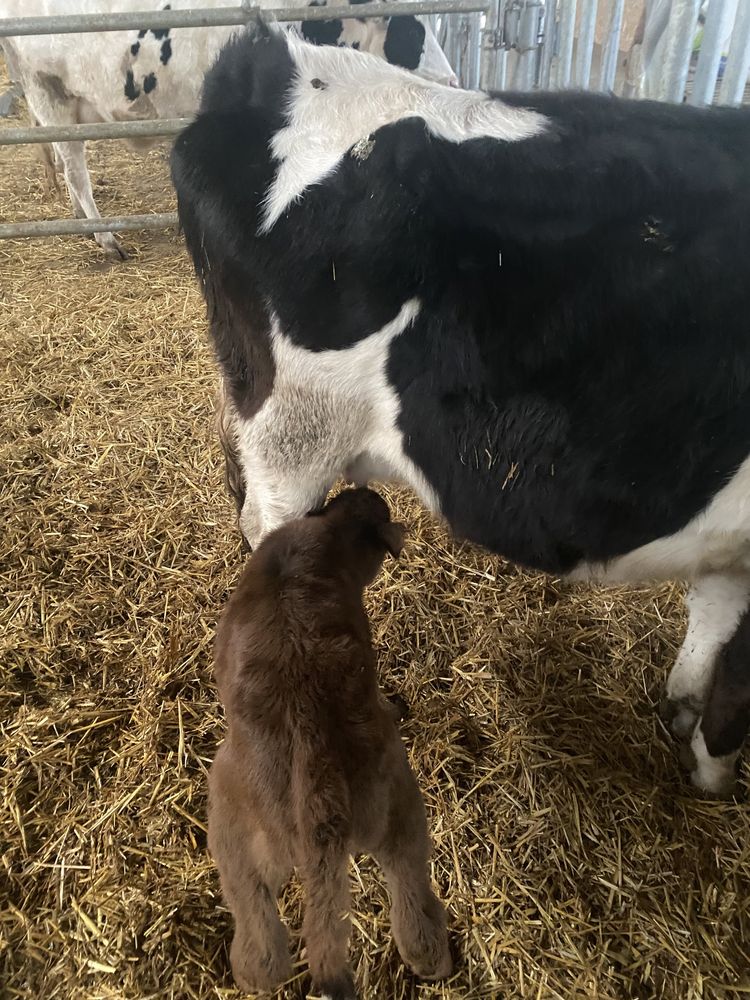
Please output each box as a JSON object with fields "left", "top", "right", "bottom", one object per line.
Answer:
{"left": 0, "top": 213, "right": 179, "bottom": 240}
{"left": 555, "top": 0, "right": 577, "bottom": 87}
{"left": 466, "top": 12, "right": 483, "bottom": 90}
{"left": 479, "top": 0, "right": 500, "bottom": 91}
{"left": 598, "top": 0, "right": 624, "bottom": 92}
{"left": 656, "top": 0, "right": 701, "bottom": 103}
{"left": 513, "top": 0, "right": 542, "bottom": 90}
{"left": 689, "top": 0, "right": 737, "bottom": 106}
{"left": 573, "top": 0, "right": 599, "bottom": 88}
{"left": 0, "top": 118, "right": 190, "bottom": 146}
{"left": 539, "top": 0, "right": 558, "bottom": 90}
{"left": 718, "top": 0, "right": 750, "bottom": 106}
{"left": 0, "top": 0, "right": 487, "bottom": 36}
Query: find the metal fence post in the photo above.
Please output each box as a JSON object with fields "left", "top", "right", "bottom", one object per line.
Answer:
{"left": 656, "top": 0, "right": 701, "bottom": 103}
{"left": 598, "top": 0, "right": 624, "bottom": 92}
{"left": 689, "top": 0, "right": 738, "bottom": 106}
{"left": 718, "top": 0, "right": 750, "bottom": 106}
{"left": 539, "top": 0, "right": 558, "bottom": 90}
{"left": 554, "top": 0, "right": 577, "bottom": 87}
{"left": 573, "top": 0, "right": 599, "bottom": 88}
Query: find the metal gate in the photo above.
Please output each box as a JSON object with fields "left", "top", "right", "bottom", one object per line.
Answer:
{"left": 0, "top": 0, "right": 748, "bottom": 243}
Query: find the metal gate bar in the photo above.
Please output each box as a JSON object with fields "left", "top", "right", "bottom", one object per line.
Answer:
{"left": 1, "top": 118, "right": 190, "bottom": 145}
{"left": 0, "top": 0, "right": 488, "bottom": 241}
{"left": 0, "top": 0, "right": 487, "bottom": 36}
{"left": 0, "top": 214, "right": 178, "bottom": 239}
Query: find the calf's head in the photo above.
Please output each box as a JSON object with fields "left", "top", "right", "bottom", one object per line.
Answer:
{"left": 308, "top": 487, "right": 406, "bottom": 586}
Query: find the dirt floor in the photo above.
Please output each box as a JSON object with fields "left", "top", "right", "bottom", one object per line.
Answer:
{"left": 1, "top": 57, "right": 749, "bottom": 1000}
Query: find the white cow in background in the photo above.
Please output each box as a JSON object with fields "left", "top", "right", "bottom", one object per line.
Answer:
{"left": 0, "top": 0, "right": 456, "bottom": 258}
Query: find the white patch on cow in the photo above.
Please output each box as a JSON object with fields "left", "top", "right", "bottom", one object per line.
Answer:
{"left": 231, "top": 298, "right": 438, "bottom": 547}
{"left": 569, "top": 453, "right": 750, "bottom": 584}
{"left": 689, "top": 724, "right": 738, "bottom": 797}
{"left": 261, "top": 34, "right": 546, "bottom": 232}
{"left": 665, "top": 575, "right": 750, "bottom": 736}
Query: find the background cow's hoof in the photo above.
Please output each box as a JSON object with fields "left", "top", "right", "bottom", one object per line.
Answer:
{"left": 659, "top": 695, "right": 700, "bottom": 741}
{"left": 96, "top": 233, "right": 129, "bottom": 261}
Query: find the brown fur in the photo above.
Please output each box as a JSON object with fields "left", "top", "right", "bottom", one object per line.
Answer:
{"left": 209, "top": 488, "right": 452, "bottom": 999}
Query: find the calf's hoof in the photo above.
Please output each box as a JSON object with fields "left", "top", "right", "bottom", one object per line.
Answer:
{"left": 395, "top": 897, "right": 452, "bottom": 981}
{"left": 409, "top": 943, "right": 452, "bottom": 982}
{"left": 230, "top": 938, "right": 292, "bottom": 994}
{"left": 315, "top": 970, "right": 357, "bottom": 1000}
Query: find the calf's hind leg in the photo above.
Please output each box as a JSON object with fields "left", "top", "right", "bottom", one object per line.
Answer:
{"left": 208, "top": 747, "right": 292, "bottom": 992}
{"left": 686, "top": 606, "right": 750, "bottom": 797}
{"left": 374, "top": 765, "right": 451, "bottom": 982}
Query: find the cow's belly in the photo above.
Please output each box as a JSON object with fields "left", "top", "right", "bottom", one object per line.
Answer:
{"left": 568, "top": 456, "right": 750, "bottom": 584}
{"left": 232, "top": 300, "right": 750, "bottom": 583}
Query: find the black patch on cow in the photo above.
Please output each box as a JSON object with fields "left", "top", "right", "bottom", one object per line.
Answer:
{"left": 301, "top": 16, "right": 344, "bottom": 47}
{"left": 131, "top": 41, "right": 141, "bottom": 56}
{"left": 143, "top": 72, "right": 157, "bottom": 94}
{"left": 311, "top": 77, "right": 327, "bottom": 89}
{"left": 160, "top": 38, "right": 173, "bottom": 64}
{"left": 152, "top": 25, "right": 170, "bottom": 40}
{"left": 138, "top": 28, "right": 147, "bottom": 39}
{"left": 383, "top": 16, "right": 425, "bottom": 70}
{"left": 197, "top": 19, "right": 295, "bottom": 118}
{"left": 173, "top": 30, "right": 750, "bottom": 576}
{"left": 124, "top": 70, "right": 140, "bottom": 101}
{"left": 701, "top": 608, "right": 750, "bottom": 759}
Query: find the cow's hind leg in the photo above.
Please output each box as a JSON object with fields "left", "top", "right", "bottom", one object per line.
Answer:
{"left": 23, "top": 73, "right": 127, "bottom": 260}
{"left": 684, "top": 606, "right": 750, "bottom": 797}
{"left": 208, "top": 748, "right": 292, "bottom": 992}
{"left": 662, "top": 574, "right": 750, "bottom": 739}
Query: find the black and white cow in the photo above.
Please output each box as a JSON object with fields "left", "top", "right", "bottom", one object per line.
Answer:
{"left": 171, "top": 24, "right": 750, "bottom": 797}
{"left": 0, "top": 0, "right": 455, "bottom": 258}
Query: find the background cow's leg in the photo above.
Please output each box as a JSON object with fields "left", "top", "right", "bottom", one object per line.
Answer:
{"left": 685, "top": 606, "right": 750, "bottom": 797}
{"left": 53, "top": 140, "right": 127, "bottom": 260}
{"left": 662, "top": 574, "right": 750, "bottom": 739}
{"left": 21, "top": 74, "right": 127, "bottom": 260}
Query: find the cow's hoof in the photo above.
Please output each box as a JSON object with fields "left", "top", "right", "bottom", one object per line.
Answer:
{"left": 690, "top": 765, "right": 740, "bottom": 801}
{"left": 659, "top": 696, "right": 700, "bottom": 740}
{"left": 681, "top": 732, "right": 742, "bottom": 799}
{"left": 97, "top": 234, "right": 129, "bottom": 261}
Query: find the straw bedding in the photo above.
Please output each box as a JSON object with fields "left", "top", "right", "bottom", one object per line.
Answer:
{"left": 1, "top": 58, "right": 749, "bottom": 1000}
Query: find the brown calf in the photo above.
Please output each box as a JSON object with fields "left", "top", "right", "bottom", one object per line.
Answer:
{"left": 209, "top": 488, "right": 452, "bottom": 999}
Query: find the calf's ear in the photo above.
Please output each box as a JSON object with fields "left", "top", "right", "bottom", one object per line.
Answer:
{"left": 377, "top": 521, "right": 406, "bottom": 558}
